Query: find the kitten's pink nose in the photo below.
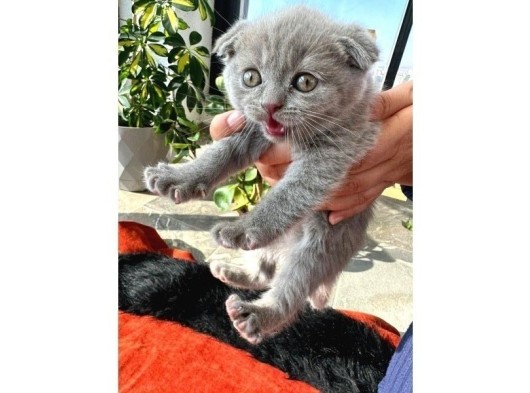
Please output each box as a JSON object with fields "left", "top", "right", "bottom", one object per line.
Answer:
{"left": 263, "top": 103, "right": 283, "bottom": 114}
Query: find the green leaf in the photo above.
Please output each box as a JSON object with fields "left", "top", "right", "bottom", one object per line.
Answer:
{"left": 148, "top": 43, "right": 168, "bottom": 56}
{"left": 148, "top": 21, "right": 162, "bottom": 34}
{"left": 194, "top": 45, "right": 210, "bottom": 56}
{"left": 171, "top": 0, "right": 197, "bottom": 12}
{"left": 167, "top": 47, "right": 185, "bottom": 64}
{"left": 171, "top": 149, "right": 189, "bottom": 163}
{"left": 175, "top": 83, "right": 188, "bottom": 104}
{"left": 197, "top": 0, "right": 207, "bottom": 21}
{"left": 146, "top": 31, "right": 165, "bottom": 42}
{"left": 140, "top": 3, "right": 158, "bottom": 29}
{"left": 206, "top": 95, "right": 224, "bottom": 105}
{"left": 401, "top": 219, "right": 413, "bottom": 231}
{"left": 215, "top": 76, "right": 225, "bottom": 92}
{"left": 192, "top": 53, "right": 208, "bottom": 70}
{"left": 205, "top": 102, "right": 226, "bottom": 116}
{"left": 129, "top": 82, "right": 141, "bottom": 96}
{"left": 118, "top": 79, "right": 131, "bottom": 95}
{"left": 165, "top": 33, "right": 186, "bottom": 48}
{"left": 186, "top": 86, "right": 197, "bottom": 112}
{"left": 141, "top": 84, "right": 149, "bottom": 100}
{"left": 189, "top": 31, "right": 202, "bottom": 45}
{"left": 132, "top": 0, "right": 153, "bottom": 14}
{"left": 177, "top": 52, "right": 190, "bottom": 73}
{"left": 194, "top": 85, "right": 205, "bottom": 101}
{"left": 144, "top": 49, "right": 157, "bottom": 68}
{"left": 118, "top": 94, "right": 130, "bottom": 109}
{"left": 170, "top": 142, "right": 190, "bottom": 149}
{"left": 155, "top": 120, "right": 172, "bottom": 133}
{"left": 187, "top": 131, "right": 200, "bottom": 141}
{"left": 151, "top": 84, "right": 166, "bottom": 102}
{"left": 162, "top": 7, "right": 179, "bottom": 34}
{"left": 232, "top": 188, "right": 250, "bottom": 210}
{"left": 244, "top": 184, "right": 254, "bottom": 195}
{"left": 118, "top": 49, "right": 131, "bottom": 66}
{"left": 213, "top": 185, "right": 236, "bottom": 211}
{"left": 178, "top": 18, "right": 190, "bottom": 30}
{"left": 244, "top": 167, "right": 258, "bottom": 182}
{"left": 168, "top": 76, "right": 183, "bottom": 91}
{"left": 198, "top": 0, "right": 215, "bottom": 25}
{"left": 177, "top": 114, "right": 196, "bottom": 128}
{"left": 189, "top": 56, "right": 204, "bottom": 87}
{"left": 118, "top": 39, "right": 136, "bottom": 47}
{"left": 151, "top": 77, "right": 168, "bottom": 92}
{"left": 129, "top": 52, "right": 141, "bottom": 76}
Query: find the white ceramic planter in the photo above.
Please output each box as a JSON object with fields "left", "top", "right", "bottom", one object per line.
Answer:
{"left": 118, "top": 126, "right": 169, "bottom": 192}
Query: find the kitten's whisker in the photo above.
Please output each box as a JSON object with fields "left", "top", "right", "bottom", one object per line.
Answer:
{"left": 236, "top": 121, "right": 259, "bottom": 156}
{"left": 297, "top": 119, "right": 314, "bottom": 149}
{"left": 300, "top": 105, "right": 367, "bottom": 117}
{"left": 214, "top": 9, "right": 235, "bottom": 29}
{"left": 294, "top": 122, "right": 311, "bottom": 152}
{"left": 298, "top": 121, "right": 326, "bottom": 163}
{"left": 301, "top": 107, "right": 368, "bottom": 120}
{"left": 301, "top": 111, "right": 362, "bottom": 136}
{"left": 302, "top": 117, "right": 353, "bottom": 159}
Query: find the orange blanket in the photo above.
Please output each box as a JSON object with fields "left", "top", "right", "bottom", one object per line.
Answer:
{"left": 118, "top": 221, "right": 400, "bottom": 392}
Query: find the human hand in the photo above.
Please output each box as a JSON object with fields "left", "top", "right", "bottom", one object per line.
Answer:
{"left": 324, "top": 81, "right": 413, "bottom": 224}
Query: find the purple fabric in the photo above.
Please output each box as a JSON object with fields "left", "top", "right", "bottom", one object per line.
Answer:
{"left": 378, "top": 322, "right": 413, "bottom": 393}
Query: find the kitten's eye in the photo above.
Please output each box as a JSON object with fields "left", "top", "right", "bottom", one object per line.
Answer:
{"left": 242, "top": 69, "right": 262, "bottom": 87}
{"left": 293, "top": 73, "right": 318, "bottom": 92}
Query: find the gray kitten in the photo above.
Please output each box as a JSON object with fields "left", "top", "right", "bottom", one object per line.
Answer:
{"left": 144, "top": 6, "right": 380, "bottom": 344}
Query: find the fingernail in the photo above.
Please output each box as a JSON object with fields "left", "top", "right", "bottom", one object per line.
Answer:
{"left": 329, "top": 214, "right": 344, "bottom": 226}
{"left": 227, "top": 111, "right": 245, "bottom": 130}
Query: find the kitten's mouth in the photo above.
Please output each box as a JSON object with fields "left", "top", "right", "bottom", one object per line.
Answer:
{"left": 265, "top": 116, "right": 285, "bottom": 137}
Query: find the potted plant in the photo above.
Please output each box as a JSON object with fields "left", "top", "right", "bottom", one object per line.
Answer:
{"left": 118, "top": 0, "right": 215, "bottom": 191}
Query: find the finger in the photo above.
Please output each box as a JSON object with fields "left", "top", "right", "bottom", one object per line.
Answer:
{"left": 210, "top": 110, "right": 246, "bottom": 140}
{"left": 326, "top": 183, "right": 390, "bottom": 225}
{"left": 331, "top": 158, "right": 399, "bottom": 200}
{"left": 370, "top": 80, "right": 413, "bottom": 120}
{"left": 349, "top": 105, "right": 413, "bottom": 176}
{"left": 256, "top": 162, "right": 289, "bottom": 186}
{"left": 327, "top": 195, "right": 378, "bottom": 225}
{"left": 256, "top": 143, "right": 292, "bottom": 166}
{"left": 324, "top": 177, "right": 392, "bottom": 211}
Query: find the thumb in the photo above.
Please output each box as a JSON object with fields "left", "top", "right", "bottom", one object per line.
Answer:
{"left": 210, "top": 110, "right": 246, "bottom": 140}
{"left": 370, "top": 81, "right": 413, "bottom": 120}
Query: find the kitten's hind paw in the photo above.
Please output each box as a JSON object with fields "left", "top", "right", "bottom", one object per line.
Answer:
{"left": 143, "top": 163, "right": 208, "bottom": 203}
{"left": 211, "top": 222, "right": 262, "bottom": 250}
{"left": 225, "top": 294, "right": 267, "bottom": 345}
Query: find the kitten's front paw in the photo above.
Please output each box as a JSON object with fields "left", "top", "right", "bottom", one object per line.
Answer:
{"left": 143, "top": 163, "right": 208, "bottom": 204}
{"left": 211, "top": 222, "right": 263, "bottom": 250}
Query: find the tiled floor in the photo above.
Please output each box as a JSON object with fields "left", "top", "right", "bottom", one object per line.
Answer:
{"left": 119, "top": 188, "right": 413, "bottom": 333}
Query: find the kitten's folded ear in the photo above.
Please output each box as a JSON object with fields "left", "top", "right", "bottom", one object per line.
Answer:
{"left": 213, "top": 20, "right": 249, "bottom": 62}
{"left": 337, "top": 27, "right": 380, "bottom": 71}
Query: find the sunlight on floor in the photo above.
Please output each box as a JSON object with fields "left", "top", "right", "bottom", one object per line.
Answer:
{"left": 382, "top": 184, "right": 407, "bottom": 201}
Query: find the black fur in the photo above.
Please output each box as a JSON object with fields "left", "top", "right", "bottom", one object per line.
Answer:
{"left": 119, "top": 253, "right": 395, "bottom": 393}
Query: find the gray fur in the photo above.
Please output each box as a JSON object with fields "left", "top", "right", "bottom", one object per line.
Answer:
{"left": 144, "top": 5, "right": 380, "bottom": 344}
